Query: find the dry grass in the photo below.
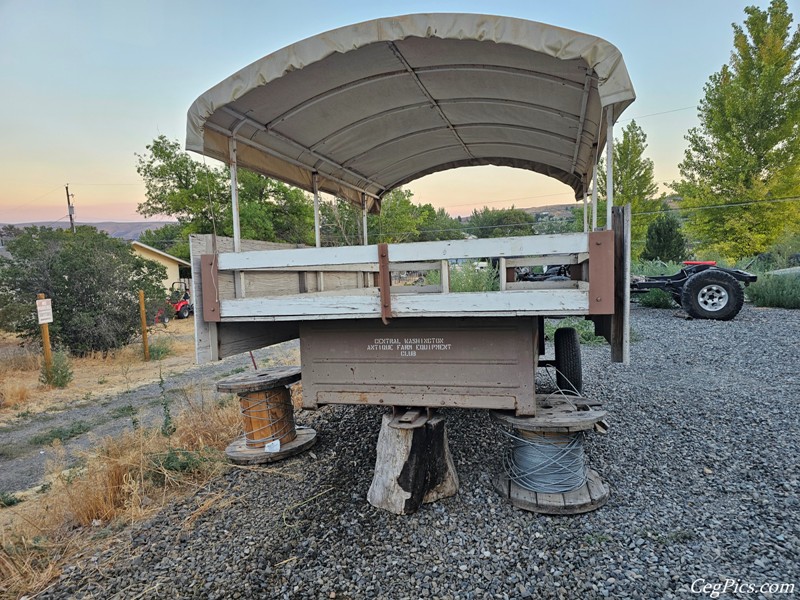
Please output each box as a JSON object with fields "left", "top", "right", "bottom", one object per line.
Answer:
{"left": 0, "top": 383, "right": 32, "bottom": 410}
{"left": 0, "top": 319, "right": 196, "bottom": 425}
{"left": 0, "top": 388, "right": 242, "bottom": 599}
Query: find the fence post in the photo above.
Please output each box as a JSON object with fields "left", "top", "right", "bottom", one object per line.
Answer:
{"left": 139, "top": 290, "right": 150, "bottom": 361}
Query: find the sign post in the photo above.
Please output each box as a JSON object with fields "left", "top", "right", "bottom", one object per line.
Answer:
{"left": 36, "top": 294, "right": 53, "bottom": 380}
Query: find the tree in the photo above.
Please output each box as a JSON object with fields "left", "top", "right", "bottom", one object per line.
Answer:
{"left": 640, "top": 212, "right": 689, "bottom": 262}
{"left": 138, "top": 223, "right": 189, "bottom": 261}
{"left": 136, "top": 136, "right": 314, "bottom": 246}
{"left": 674, "top": 0, "right": 800, "bottom": 260}
{"left": 0, "top": 227, "right": 168, "bottom": 355}
{"left": 596, "top": 120, "right": 664, "bottom": 251}
{"left": 415, "top": 205, "right": 463, "bottom": 241}
{"left": 464, "top": 207, "right": 535, "bottom": 238}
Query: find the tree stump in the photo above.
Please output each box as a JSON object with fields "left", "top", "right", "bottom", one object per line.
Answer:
{"left": 367, "top": 411, "right": 458, "bottom": 515}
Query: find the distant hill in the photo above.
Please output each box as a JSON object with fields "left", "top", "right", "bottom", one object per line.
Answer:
{"left": 0, "top": 221, "right": 176, "bottom": 241}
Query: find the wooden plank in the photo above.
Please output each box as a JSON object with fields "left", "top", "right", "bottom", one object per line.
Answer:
{"left": 499, "top": 258, "right": 507, "bottom": 291}
{"left": 506, "top": 281, "right": 589, "bottom": 291}
{"left": 317, "top": 391, "right": 517, "bottom": 410}
{"left": 586, "top": 469, "right": 609, "bottom": 502}
{"left": 588, "top": 230, "right": 615, "bottom": 314}
{"left": 611, "top": 205, "right": 631, "bottom": 364}
{"left": 200, "top": 254, "right": 221, "bottom": 322}
{"left": 217, "top": 321, "right": 299, "bottom": 359}
{"left": 216, "top": 365, "right": 302, "bottom": 393}
{"left": 504, "top": 253, "right": 589, "bottom": 268}
{"left": 217, "top": 233, "right": 590, "bottom": 271}
{"left": 190, "top": 235, "right": 218, "bottom": 363}
{"left": 220, "top": 288, "right": 590, "bottom": 319}
{"left": 440, "top": 260, "right": 450, "bottom": 294}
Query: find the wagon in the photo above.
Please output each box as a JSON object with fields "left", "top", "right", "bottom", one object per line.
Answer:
{"left": 187, "top": 13, "right": 636, "bottom": 513}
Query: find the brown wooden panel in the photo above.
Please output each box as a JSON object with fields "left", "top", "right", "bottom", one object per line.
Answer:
{"left": 588, "top": 230, "right": 615, "bottom": 315}
{"left": 300, "top": 317, "right": 536, "bottom": 414}
{"left": 200, "top": 254, "right": 221, "bottom": 322}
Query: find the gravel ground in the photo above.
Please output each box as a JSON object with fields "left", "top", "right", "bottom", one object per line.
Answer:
{"left": 39, "top": 305, "right": 800, "bottom": 599}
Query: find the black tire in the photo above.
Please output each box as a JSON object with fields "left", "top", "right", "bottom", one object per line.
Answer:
{"left": 680, "top": 270, "right": 744, "bottom": 320}
{"left": 178, "top": 305, "right": 190, "bottom": 319}
{"left": 554, "top": 327, "right": 582, "bottom": 395}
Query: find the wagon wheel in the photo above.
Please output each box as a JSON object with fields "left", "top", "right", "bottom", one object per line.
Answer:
{"left": 554, "top": 327, "right": 582, "bottom": 395}
{"left": 680, "top": 270, "right": 744, "bottom": 320}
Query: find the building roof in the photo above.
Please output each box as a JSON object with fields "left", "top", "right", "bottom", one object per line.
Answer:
{"left": 131, "top": 241, "right": 190, "bottom": 267}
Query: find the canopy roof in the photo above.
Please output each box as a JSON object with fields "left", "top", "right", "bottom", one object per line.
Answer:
{"left": 186, "top": 13, "right": 635, "bottom": 212}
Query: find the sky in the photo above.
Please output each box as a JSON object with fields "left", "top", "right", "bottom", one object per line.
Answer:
{"left": 0, "top": 0, "right": 794, "bottom": 223}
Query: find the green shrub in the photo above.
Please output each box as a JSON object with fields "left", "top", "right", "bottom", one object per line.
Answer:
{"left": 0, "top": 491, "right": 22, "bottom": 507}
{"left": 746, "top": 275, "right": 800, "bottom": 309}
{"left": 39, "top": 350, "right": 73, "bottom": 388}
{"left": 631, "top": 260, "right": 684, "bottom": 277}
{"left": 148, "top": 448, "right": 213, "bottom": 485}
{"left": 30, "top": 421, "right": 91, "bottom": 446}
{"left": 149, "top": 338, "right": 173, "bottom": 361}
{"left": 424, "top": 261, "right": 499, "bottom": 292}
{"left": 544, "top": 317, "right": 605, "bottom": 345}
{"left": 638, "top": 289, "right": 676, "bottom": 309}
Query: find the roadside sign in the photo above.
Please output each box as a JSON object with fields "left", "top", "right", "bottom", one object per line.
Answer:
{"left": 36, "top": 298, "right": 53, "bottom": 324}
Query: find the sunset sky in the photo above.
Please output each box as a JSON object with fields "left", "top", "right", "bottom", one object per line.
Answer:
{"left": 0, "top": 0, "right": 785, "bottom": 223}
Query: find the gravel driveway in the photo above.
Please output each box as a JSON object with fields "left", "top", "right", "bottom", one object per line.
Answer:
{"left": 39, "top": 305, "right": 800, "bottom": 599}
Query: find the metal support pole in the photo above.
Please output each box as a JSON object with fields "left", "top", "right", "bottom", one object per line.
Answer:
{"left": 591, "top": 168, "right": 598, "bottom": 232}
{"left": 229, "top": 138, "right": 241, "bottom": 253}
{"left": 582, "top": 192, "right": 588, "bottom": 233}
{"left": 362, "top": 193, "right": 369, "bottom": 246}
{"left": 313, "top": 172, "right": 321, "bottom": 248}
{"left": 606, "top": 109, "right": 614, "bottom": 231}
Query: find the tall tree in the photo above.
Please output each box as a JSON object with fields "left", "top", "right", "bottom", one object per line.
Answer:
{"left": 465, "top": 207, "right": 535, "bottom": 238}
{"left": 0, "top": 227, "right": 167, "bottom": 354}
{"left": 640, "top": 212, "right": 689, "bottom": 262}
{"left": 675, "top": 0, "right": 800, "bottom": 260}
{"left": 136, "top": 136, "right": 314, "bottom": 246}
{"left": 319, "top": 190, "right": 463, "bottom": 245}
{"left": 596, "top": 120, "right": 664, "bottom": 251}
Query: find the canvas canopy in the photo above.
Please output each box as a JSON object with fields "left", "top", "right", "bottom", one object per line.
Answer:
{"left": 186, "top": 13, "right": 635, "bottom": 212}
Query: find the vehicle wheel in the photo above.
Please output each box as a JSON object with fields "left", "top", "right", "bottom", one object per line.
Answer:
{"left": 680, "top": 270, "right": 744, "bottom": 320}
{"left": 554, "top": 327, "right": 582, "bottom": 395}
{"left": 178, "top": 305, "right": 190, "bottom": 319}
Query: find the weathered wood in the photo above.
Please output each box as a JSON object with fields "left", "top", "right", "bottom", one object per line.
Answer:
{"left": 492, "top": 403, "right": 607, "bottom": 433}
{"left": 239, "top": 389, "right": 297, "bottom": 448}
{"left": 610, "top": 205, "right": 631, "bottom": 364}
{"left": 221, "top": 288, "right": 590, "bottom": 320}
{"left": 367, "top": 412, "right": 458, "bottom": 515}
{"left": 217, "top": 233, "right": 590, "bottom": 271}
{"left": 217, "top": 322, "right": 299, "bottom": 359}
{"left": 494, "top": 469, "right": 609, "bottom": 515}
{"left": 216, "top": 366, "right": 301, "bottom": 393}
{"left": 587, "top": 230, "right": 614, "bottom": 314}
{"left": 504, "top": 253, "right": 589, "bottom": 268}
{"left": 225, "top": 427, "right": 317, "bottom": 465}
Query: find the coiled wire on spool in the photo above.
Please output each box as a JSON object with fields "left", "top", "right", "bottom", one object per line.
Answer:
{"left": 501, "top": 429, "right": 588, "bottom": 494}
{"left": 240, "top": 387, "right": 296, "bottom": 447}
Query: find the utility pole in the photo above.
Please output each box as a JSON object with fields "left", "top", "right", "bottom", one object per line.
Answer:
{"left": 65, "top": 184, "right": 76, "bottom": 233}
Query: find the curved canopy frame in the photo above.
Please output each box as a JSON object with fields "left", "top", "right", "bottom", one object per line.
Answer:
{"left": 186, "top": 13, "right": 635, "bottom": 213}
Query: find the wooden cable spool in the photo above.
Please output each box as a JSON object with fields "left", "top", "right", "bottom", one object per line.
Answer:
{"left": 239, "top": 387, "right": 297, "bottom": 448}
{"left": 216, "top": 366, "right": 317, "bottom": 464}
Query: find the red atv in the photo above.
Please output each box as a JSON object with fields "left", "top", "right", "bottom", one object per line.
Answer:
{"left": 169, "top": 282, "right": 194, "bottom": 319}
